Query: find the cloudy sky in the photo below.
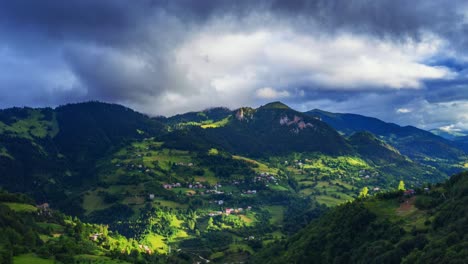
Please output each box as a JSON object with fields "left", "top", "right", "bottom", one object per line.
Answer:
{"left": 1, "top": 0, "right": 468, "bottom": 132}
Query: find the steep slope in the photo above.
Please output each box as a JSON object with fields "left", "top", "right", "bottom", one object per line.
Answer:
{"left": 160, "top": 107, "right": 232, "bottom": 128}
{"left": 0, "top": 102, "right": 166, "bottom": 212}
{"left": 201, "top": 102, "right": 351, "bottom": 157}
{"left": 255, "top": 172, "right": 468, "bottom": 264}
{"left": 0, "top": 190, "right": 180, "bottom": 264}
{"left": 349, "top": 132, "right": 443, "bottom": 186}
{"left": 307, "top": 109, "right": 465, "bottom": 162}
{"left": 54, "top": 102, "right": 165, "bottom": 169}
{"left": 454, "top": 136, "right": 468, "bottom": 152}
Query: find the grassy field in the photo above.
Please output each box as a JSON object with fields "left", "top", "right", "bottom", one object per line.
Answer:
{"left": 200, "top": 116, "right": 231, "bottom": 129}
{"left": 82, "top": 190, "right": 110, "bottom": 214}
{"left": 36, "top": 222, "right": 64, "bottom": 232}
{"left": 315, "top": 195, "right": 346, "bottom": 207}
{"left": 265, "top": 206, "right": 284, "bottom": 225}
{"left": 365, "top": 197, "right": 428, "bottom": 231}
{"left": 14, "top": 254, "right": 54, "bottom": 264}
{"left": 141, "top": 234, "right": 168, "bottom": 254}
{"left": 153, "top": 199, "right": 188, "bottom": 209}
{"left": 233, "top": 155, "right": 279, "bottom": 174}
{"left": 0, "top": 110, "right": 58, "bottom": 139}
{"left": 2, "top": 202, "right": 37, "bottom": 213}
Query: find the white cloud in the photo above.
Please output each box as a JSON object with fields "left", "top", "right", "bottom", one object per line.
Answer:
{"left": 162, "top": 28, "right": 455, "bottom": 115}
{"left": 256, "top": 87, "right": 290, "bottom": 99}
{"left": 439, "top": 124, "right": 461, "bottom": 133}
{"left": 175, "top": 29, "right": 452, "bottom": 94}
{"left": 396, "top": 108, "right": 412, "bottom": 113}
{"left": 391, "top": 100, "right": 468, "bottom": 130}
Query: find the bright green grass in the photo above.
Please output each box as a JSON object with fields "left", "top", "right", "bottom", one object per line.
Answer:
{"left": 315, "top": 195, "right": 346, "bottom": 207}
{"left": 201, "top": 116, "right": 231, "bottom": 128}
{"left": 0, "top": 110, "right": 58, "bottom": 139}
{"left": 233, "top": 155, "right": 279, "bottom": 174}
{"left": 170, "top": 215, "right": 184, "bottom": 228}
{"left": 239, "top": 214, "right": 255, "bottom": 226}
{"left": 208, "top": 148, "right": 219, "bottom": 155}
{"left": 141, "top": 234, "right": 168, "bottom": 254}
{"left": 265, "top": 206, "right": 284, "bottom": 225}
{"left": 14, "top": 254, "right": 54, "bottom": 264}
{"left": 175, "top": 229, "right": 189, "bottom": 239}
{"left": 2, "top": 202, "right": 37, "bottom": 213}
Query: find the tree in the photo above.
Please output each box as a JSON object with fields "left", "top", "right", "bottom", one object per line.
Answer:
{"left": 359, "top": 187, "right": 369, "bottom": 198}
{"left": 398, "top": 180, "right": 405, "bottom": 191}
{"left": 207, "top": 217, "right": 214, "bottom": 230}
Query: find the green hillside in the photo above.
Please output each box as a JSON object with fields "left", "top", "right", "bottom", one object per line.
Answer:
{"left": 0, "top": 190, "right": 181, "bottom": 264}
{"left": 255, "top": 172, "right": 468, "bottom": 263}
{"left": 0, "top": 101, "right": 465, "bottom": 263}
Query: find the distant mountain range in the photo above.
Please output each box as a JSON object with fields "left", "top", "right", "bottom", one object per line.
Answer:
{"left": 306, "top": 109, "right": 465, "bottom": 163}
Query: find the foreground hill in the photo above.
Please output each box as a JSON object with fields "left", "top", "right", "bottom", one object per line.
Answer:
{"left": 255, "top": 172, "right": 468, "bottom": 263}
{"left": 0, "top": 190, "right": 181, "bottom": 264}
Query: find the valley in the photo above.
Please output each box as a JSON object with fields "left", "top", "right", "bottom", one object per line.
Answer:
{"left": 0, "top": 101, "right": 467, "bottom": 263}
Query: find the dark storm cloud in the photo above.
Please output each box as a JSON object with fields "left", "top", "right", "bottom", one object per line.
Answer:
{"left": 0, "top": 0, "right": 468, "bottom": 130}
{"left": 0, "top": 0, "right": 463, "bottom": 43}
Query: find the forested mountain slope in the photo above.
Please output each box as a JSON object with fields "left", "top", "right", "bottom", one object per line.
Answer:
{"left": 255, "top": 172, "right": 468, "bottom": 263}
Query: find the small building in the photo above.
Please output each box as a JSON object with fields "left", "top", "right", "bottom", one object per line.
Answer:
{"left": 89, "top": 233, "right": 102, "bottom": 241}
{"left": 225, "top": 208, "right": 234, "bottom": 215}
{"left": 149, "top": 194, "right": 155, "bottom": 200}
{"left": 37, "top": 203, "right": 50, "bottom": 211}
{"left": 404, "top": 189, "right": 416, "bottom": 196}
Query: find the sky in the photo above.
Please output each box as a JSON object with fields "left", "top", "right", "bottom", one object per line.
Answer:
{"left": 1, "top": 0, "right": 468, "bottom": 132}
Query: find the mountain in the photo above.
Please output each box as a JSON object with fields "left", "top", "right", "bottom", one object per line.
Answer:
{"left": 306, "top": 109, "right": 466, "bottom": 169}
{"left": 0, "top": 102, "right": 165, "bottom": 213}
{"left": 255, "top": 172, "right": 468, "bottom": 264}
{"left": 0, "top": 101, "right": 462, "bottom": 263}
{"left": 198, "top": 102, "right": 351, "bottom": 157}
